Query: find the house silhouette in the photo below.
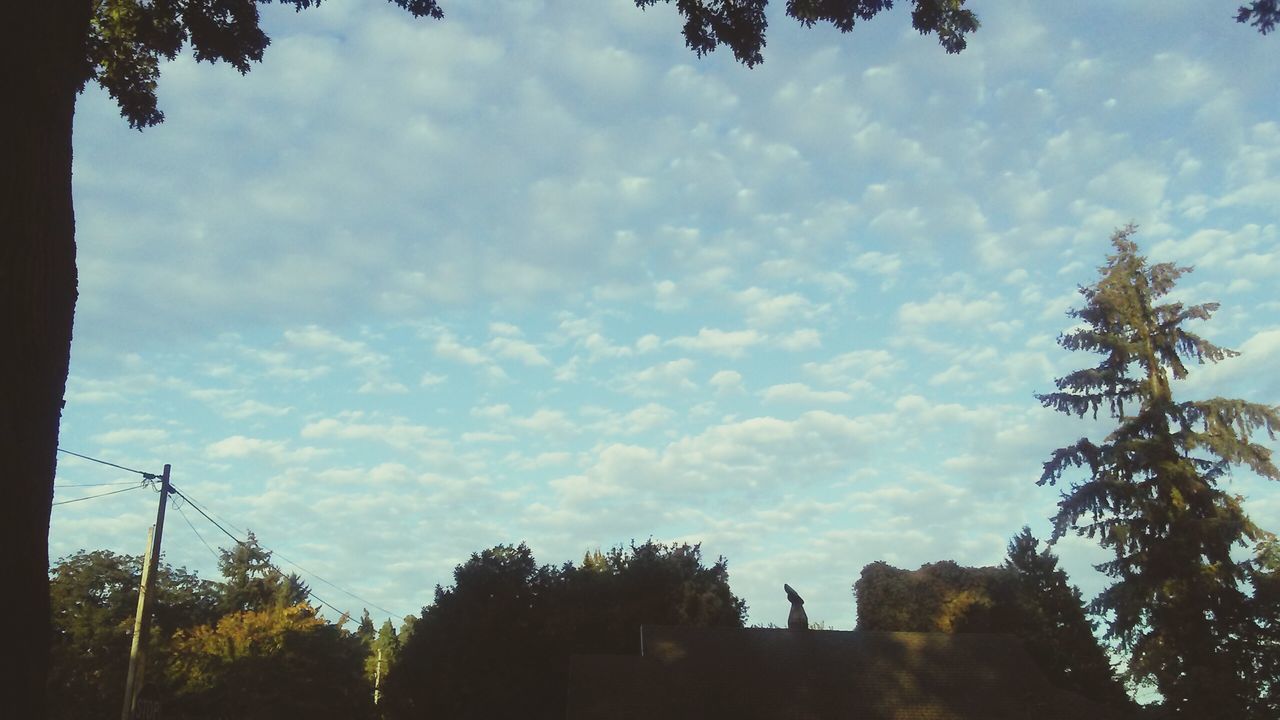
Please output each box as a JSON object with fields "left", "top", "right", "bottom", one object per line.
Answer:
{"left": 567, "top": 625, "right": 1135, "bottom": 719}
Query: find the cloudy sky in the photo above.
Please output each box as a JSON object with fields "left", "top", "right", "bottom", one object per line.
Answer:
{"left": 55, "top": 0, "right": 1278, "bottom": 632}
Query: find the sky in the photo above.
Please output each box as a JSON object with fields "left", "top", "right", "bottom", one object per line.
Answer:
{"left": 55, "top": 0, "right": 1279, "bottom": 633}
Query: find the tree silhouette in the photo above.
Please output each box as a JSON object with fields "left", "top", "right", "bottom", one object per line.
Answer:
{"left": 854, "top": 535, "right": 1132, "bottom": 711}
{"left": 1038, "top": 226, "right": 1279, "bottom": 716}
{"left": 383, "top": 540, "right": 745, "bottom": 719}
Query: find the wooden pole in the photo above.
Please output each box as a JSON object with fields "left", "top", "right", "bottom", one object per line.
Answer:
{"left": 121, "top": 464, "right": 170, "bottom": 720}
{"left": 374, "top": 647, "right": 383, "bottom": 705}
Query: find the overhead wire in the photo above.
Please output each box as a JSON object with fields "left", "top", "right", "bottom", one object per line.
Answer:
{"left": 56, "top": 448, "right": 158, "bottom": 478}
{"left": 171, "top": 484, "right": 402, "bottom": 620}
{"left": 168, "top": 485, "right": 244, "bottom": 549}
{"left": 55, "top": 480, "right": 144, "bottom": 488}
{"left": 174, "top": 500, "right": 221, "bottom": 563}
{"left": 52, "top": 483, "right": 146, "bottom": 506}
{"left": 53, "top": 448, "right": 404, "bottom": 622}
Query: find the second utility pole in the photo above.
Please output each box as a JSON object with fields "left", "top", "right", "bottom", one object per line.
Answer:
{"left": 120, "top": 464, "right": 171, "bottom": 720}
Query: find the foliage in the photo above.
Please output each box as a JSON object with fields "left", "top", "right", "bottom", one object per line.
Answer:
{"left": 80, "top": 0, "right": 985, "bottom": 129}
{"left": 47, "top": 550, "right": 220, "bottom": 720}
{"left": 364, "top": 617, "right": 402, "bottom": 687}
{"left": 1238, "top": 1, "right": 1280, "bottom": 34}
{"left": 166, "top": 602, "right": 375, "bottom": 720}
{"left": 853, "top": 533, "right": 1132, "bottom": 710}
{"left": 635, "top": 0, "right": 979, "bottom": 65}
{"left": 1242, "top": 538, "right": 1280, "bottom": 716}
{"left": 48, "top": 545, "right": 363, "bottom": 719}
{"left": 1003, "top": 528, "right": 1132, "bottom": 709}
{"left": 856, "top": 559, "right": 1011, "bottom": 633}
{"left": 217, "top": 530, "right": 309, "bottom": 613}
{"left": 1037, "top": 226, "right": 1279, "bottom": 717}
{"left": 383, "top": 540, "right": 746, "bottom": 719}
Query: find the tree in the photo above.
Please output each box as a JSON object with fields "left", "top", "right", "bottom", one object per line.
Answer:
{"left": 853, "top": 537, "right": 1132, "bottom": 710}
{"left": 1240, "top": 537, "right": 1280, "bottom": 717}
{"left": 216, "top": 531, "right": 309, "bottom": 614}
{"left": 1238, "top": 1, "right": 1280, "bottom": 33}
{"left": 1037, "top": 226, "right": 1280, "bottom": 717}
{"left": 47, "top": 549, "right": 220, "bottom": 720}
{"left": 383, "top": 540, "right": 745, "bottom": 719}
{"left": 165, "top": 602, "right": 375, "bottom": 720}
{"left": 1004, "top": 527, "right": 1132, "bottom": 709}
{"left": 364, "top": 618, "right": 402, "bottom": 689}
{"left": 5, "top": 4, "right": 974, "bottom": 713}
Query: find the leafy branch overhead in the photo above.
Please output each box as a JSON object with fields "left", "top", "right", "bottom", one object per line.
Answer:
{"left": 85, "top": 0, "right": 983, "bottom": 128}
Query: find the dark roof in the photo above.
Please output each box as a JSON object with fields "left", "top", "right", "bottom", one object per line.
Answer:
{"left": 566, "top": 626, "right": 1133, "bottom": 720}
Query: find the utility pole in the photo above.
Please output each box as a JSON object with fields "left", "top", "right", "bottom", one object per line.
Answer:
{"left": 121, "top": 464, "right": 171, "bottom": 720}
{"left": 374, "top": 647, "right": 383, "bottom": 705}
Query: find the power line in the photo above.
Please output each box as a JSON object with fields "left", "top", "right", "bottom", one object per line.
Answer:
{"left": 172, "top": 484, "right": 404, "bottom": 619}
{"left": 175, "top": 501, "right": 220, "bottom": 563}
{"left": 55, "top": 480, "right": 142, "bottom": 488}
{"left": 170, "top": 488, "right": 360, "bottom": 621}
{"left": 56, "top": 448, "right": 158, "bottom": 478}
{"left": 53, "top": 453, "right": 402, "bottom": 622}
{"left": 268, "top": 545, "right": 401, "bottom": 619}
{"left": 168, "top": 485, "right": 243, "bottom": 548}
{"left": 52, "top": 484, "right": 146, "bottom": 506}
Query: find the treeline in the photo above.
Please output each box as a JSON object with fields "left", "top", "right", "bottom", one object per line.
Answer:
{"left": 50, "top": 527, "right": 1276, "bottom": 719}
{"left": 49, "top": 534, "right": 373, "bottom": 720}
{"left": 48, "top": 539, "right": 745, "bottom": 720}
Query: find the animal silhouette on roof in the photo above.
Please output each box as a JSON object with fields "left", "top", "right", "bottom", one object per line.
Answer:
{"left": 784, "top": 583, "right": 808, "bottom": 630}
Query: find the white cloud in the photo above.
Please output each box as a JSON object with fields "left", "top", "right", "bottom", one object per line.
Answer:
{"left": 488, "top": 336, "right": 551, "bottom": 366}
{"left": 91, "top": 428, "right": 170, "bottom": 445}
{"left": 205, "top": 435, "right": 329, "bottom": 465}
{"left": 434, "top": 332, "right": 489, "bottom": 365}
{"left": 621, "top": 403, "right": 676, "bottom": 434}
{"left": 803, "top": 349, "right": 898, "bottom": 389}
{"left": 852, "top": 251, "right": 901, "bottom": 277}
{"left": 735, "top": 287, "right": 818, "bottom": 327}
{"left": 709, "top": 369, "right": 744, "bottom": 395}
{"left": 668, "top": 328, "right": 764, "bottom": 358}
{"left": 654, "top": 279, "right": 686, "bottom": 310}
{"left": 898, "top": 292, "right": 1005, "bottom": 326}
{"left": 284, "top": 325, "right": 367, "bottom": 356}
{"left": 512, "top": 409, "right": 577, "bottom": 436}
{"left": 621, "top": 358, "right": 698, "bottom": 396}
{"left": 489, "top": 321, "right": 522, "bottom": 337}
{"left": 635, "top": 333, "right": 661, "bottom": 354}
{"left": 761, "top": 383, "right": 852, "bottom": 404}
{"left": 777, "top": 328, "right": 821, "bottom": 352}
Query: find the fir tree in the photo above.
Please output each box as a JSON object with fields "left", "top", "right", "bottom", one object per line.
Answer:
{"left": 1004, "top": 528, "right": 1131, "bottom": 709}
{"left": 217, "top": 531, "right": 308, "bottom": 613}
{"left": 1037, "top": 226, "right": 1280, "bottom": 717}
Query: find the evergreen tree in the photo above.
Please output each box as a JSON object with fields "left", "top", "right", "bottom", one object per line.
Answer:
{"left": 1037, "top": 226, "right": 1280, "bottom": 717}
{"left": 355, "top": 609, "right": 376, "bottom": 646}
{"left": 365, "top": 618, "right": 401, "bottom": 687}
{"left": 217, "top": 531, "right": 309, "bottom": 613}
{"left": 1004, "top": 528, "right": 1131, "bottom": 709}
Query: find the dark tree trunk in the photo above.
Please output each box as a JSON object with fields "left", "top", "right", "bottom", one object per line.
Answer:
{"left": 2, "top": 2, "right": 92, "bottom": 717}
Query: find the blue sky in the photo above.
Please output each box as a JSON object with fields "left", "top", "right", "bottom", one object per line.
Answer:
{"left": 55, "top": 0, "right": 1278, "bottom": 632}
